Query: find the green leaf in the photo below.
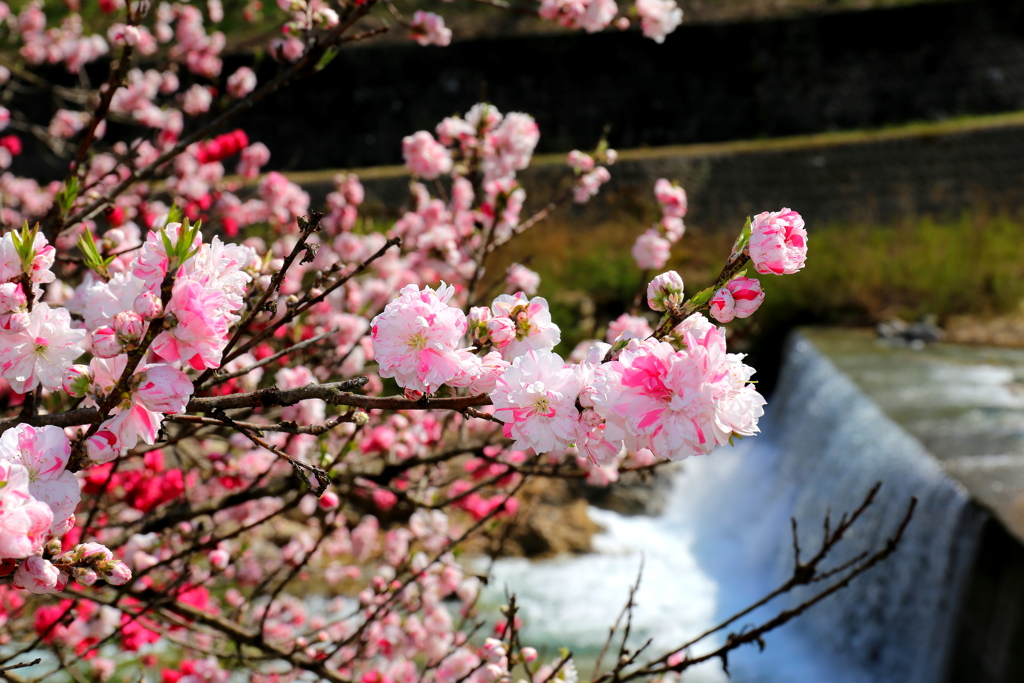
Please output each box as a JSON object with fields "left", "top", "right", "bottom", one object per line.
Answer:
{"left": 315, "top": 45, "right": 339, "bottom": 72}
{"left": 57, "top": 177, "right": 80, "bottom": 214}
{"left": 687, "top": 286, "right": 715, "bottom": 308}
{"left": 165, "top": 204, "right": 183, "bottom": 227}
{"left": 732, "top": 216, "right": 752, "bottom": 255}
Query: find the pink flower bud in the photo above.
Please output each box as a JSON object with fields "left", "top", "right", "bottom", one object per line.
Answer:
{"left": 521, "top": 647, "right": 538, "bottom": 663}
{"left": 319, "top": 491, "right": 340, "bottom": 510}
{"left": 709, "top": 288, "right": 735, "bottom": 323}
{"left": 725, "top": 277, "right": 765, "bottom": 318}
{"left": 86, "top": 430, "right": 120, "bottom": 464}
{"left": 113, "top": 310, "right": 145, "bottom": 342}
{"left": 104, "top": 561, "right": 132, "bottom": 586}
{"left": 646, "top": 270, "right": 684, "bottom": 312}
{"left": 486, "top": 317, "right": 516, "bottom": 348}
{"left": 74, "top": 567, "right": 98, "bottom": 586}
{"left": 133, "top": 291, "right": 163, "bottom": 320}
{"left": 62, "top": 365, "right": 93, "bottom": 397}
{"left": 208, "top": 549, "right": 230, "bottom": 570}
{"left": 77, "top": 542, "right": 114, "bottom": 562}
{"left": 483, "top": 638, "right": 507, "bottom": 662}
{"left": 92, "top": 327, "right": 123, "bottom": 358}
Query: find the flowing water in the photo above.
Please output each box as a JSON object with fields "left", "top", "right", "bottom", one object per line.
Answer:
{"left": 483, "top": 330, "right": 997, "bottom": 683}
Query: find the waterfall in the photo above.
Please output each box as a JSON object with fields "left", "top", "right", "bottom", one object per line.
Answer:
{"left": 484, "top": 331, "right": 987, "bottom": 683}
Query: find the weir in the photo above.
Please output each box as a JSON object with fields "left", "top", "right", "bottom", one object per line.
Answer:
{"left": 485, "top": 329, "right": 1024, "bottom": 683}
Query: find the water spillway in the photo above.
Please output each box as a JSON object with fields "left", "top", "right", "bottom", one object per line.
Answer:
{"left": 485, "top": 329, "right": 1024, "bottom": 683}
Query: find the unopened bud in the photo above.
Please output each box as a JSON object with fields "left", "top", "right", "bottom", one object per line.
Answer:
{"left": 352, "top": 410, "right": 369, "bottom": 426}
{"left": 208, "top": 549, "right": 230, "bottom": 570}
{"left": 62, "top": 365, "right": 93, "bottom": 398}
{"left": 92, "top": 327, "right": 123, "bottom": 358}
{"left": 133, "top": 291, "right": 162, "bottom": 320}
{"left": 103, "top": 561, "right": 132, "bottom": 586}
{"left": 44, "top": 538, "right": 62, "bottom": 556}
{"left": 113, "top": 310, "right": 145, "bottom": 343}
{"left": 73, "top": 567, "right": 98, "bottom": 586}
{"left": 520, "top": 647, "right": 538, "bottom": 663}
{"left": 318, "top": 491, "right": 340, "bottom": 510}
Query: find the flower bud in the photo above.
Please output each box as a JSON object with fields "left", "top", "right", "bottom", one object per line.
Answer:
{"left": 113, "top": 310, "right": 145, "bottom": 343}
{"left": 709, "top": 288, "right": 735, "bottom": 323}
{"left": 133, "top": 291, "right": 162, "bottom": 320}
{"left": 208, "top": 549, "right": 230, "bottom": 570}
{"left": 73, "top": 567, "right": 98, "bottom": 586}
{"left": 726, "top": 277, "right": 765, "bottom": 319}
{"left": 318, "top": 491, "right": 340, "bottom": 510}
{"left": 63, "top": 365, "right": 94, "bottom": 397}
{"left": 520, "top": 647, "right": 538, "bottom": 663}
{"left": 352, "top": 410, "right": 369, "bottom": 426}
{"left": 483, "top": 638, "right": 507, "bottom": 662}
{"left": 103, "top": 561, "right": 132, "bottom": 586}
{"left": 646, "top": 270, "right": 685, "bottom": 312}
{"left": 92, "top": 327, "right": 123, "bottom": 358}
{"left": 486, "top": 317, "right": 516, "bottom": 348}
{"left": 86, "top": 431, "right": 119, "bottom": 464}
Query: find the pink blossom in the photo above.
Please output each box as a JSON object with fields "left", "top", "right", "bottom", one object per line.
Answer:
{"left": 0, "top": 303, "right": 86, "bottom": 393}
{"left": 237, "top": 142, "right": 270, "bottom": 179}
{"left": 482, "top": 112, "right": 539, "bottom": 182}
{"left": 631, "top": 229, "right": 671, "bottom": 270}
{"left": 592, "top": 330, "right": 763, "bottom": 460}
{"left": 635, "top": 0, "right": 683, "bottom": 44}
{"left": 567, "top": 151, "right": 594, "bottom": 173}
{"left": 606, "top": 314, "right": 652, "bottom": 344}
{"left": 506, "top": 264, "right": 540, "bottom": 296}
{"left": 409, "top": 11, "right": 452, "bottom": 47}
{"left": 748, "top": 208, "right": 807, "bottom": 275}
{"left": 402, "top": 131, "right": 452, "bottom": 180}
{"left": 0, "top": 459, "right": 51, "bottom": 559}
{"left": 153, "top": 277, "right": 233, "bottom": 370}
{"left": 646, "top": 270, "right": 684, "bottom": 312}
{"left": 370, "top": 283, "right": 469, "bottom": 393}
{"left": 0, "top": 424, "right": 79, "bottom": 534}
{"left": 135, "top": 363, "right": 194, "bottom": 413}
{"left": 574, "top": 166, "right": 611, "bottom": 203}
{"left": 490, "top": 293, "right": 560, "bottom": 360}
{"left": 182, "top": 84, "right": 213, "bottom": 116}
{"left": 492, "top": 349, "right": 581, "bottom": 454}
{"left": 227, "top": 66, "right": 257, "bottom": 99}
{"left": 654, "top": 178, "right": 687, "bottom": 218}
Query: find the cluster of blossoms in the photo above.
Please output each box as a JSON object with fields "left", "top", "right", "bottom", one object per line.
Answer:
{"left": 0, "top": 0, "right": 823, "bottom": 673}
{"left": 632, "top": 178, "right": 687, "bottom": 270}
{"left": 373, "top": 187, "right": 807, "bottom": 465}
